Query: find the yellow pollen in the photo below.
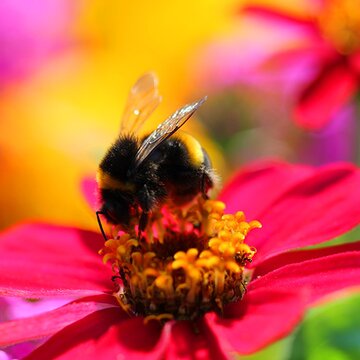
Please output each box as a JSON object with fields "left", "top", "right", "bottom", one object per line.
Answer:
{"left": 100, "top": 198, "right": 260, "bottom": 321}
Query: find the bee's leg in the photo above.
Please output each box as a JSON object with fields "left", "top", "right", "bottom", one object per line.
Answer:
{"left": 138, "top": 211, "right": 149, "bottom": 238}
{"left": 96, "top": 211, "right": 108, "bottom": 241}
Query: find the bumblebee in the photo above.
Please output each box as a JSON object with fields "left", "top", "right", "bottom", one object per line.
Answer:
{"left": 96, "top": 73, "right": 216, "bottom": 239}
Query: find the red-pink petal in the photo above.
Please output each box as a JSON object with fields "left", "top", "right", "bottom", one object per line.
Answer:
{"left": 25, "top": 308, "right": 170, "bottom": 360}
{"left": 165, "top": 320, "right": 230, "bottom": 360}
{"left": 219, "top": 160, "right": 313, "bottom": 220}
{"left": 192, "top": 10, "right": 322, "bottom": 92}
{"left": 247, "top": 164, "right": 360, "bottom": 262}
{"left": 241, "top": 5, "right": 319, "bottom": 29}
{"left": 250, "top": 250, "right": 360, "bottom": 305}
{"left": 0, "top": 295, "right": 116, "bottom": 347}
{"left": 294, "top": 59, "right": 358, "bottom": 130}
{"left": 253, "top": 241, "right": 360, "bottom": 277}
{"left": 205, "top": 288, "right": 306, "bottom": 354}
{"left": 0, "top": 0, "right": 76, "bottom": 83}
{"left": 0, "top": 223, "right": 111, "bottom": 297}
{"left": 349, "top": 51, "right": 360, "bottom": 73}
{"left": 81, "top": 177, "right": 99, "bottom": 211}
{"left": 255, "top": 43, "right": 335, "bottom": 92}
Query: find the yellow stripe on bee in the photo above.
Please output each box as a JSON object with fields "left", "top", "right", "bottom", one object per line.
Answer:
{"left": 175, "top": 131, "right": 204, "bottom": 167}
{"left": 96, "top": 169, "right": 135, "bottom": 192}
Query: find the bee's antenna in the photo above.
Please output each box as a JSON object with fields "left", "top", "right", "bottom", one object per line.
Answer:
{"left": 96, "top": 211, "right": 108, "bottom": 241}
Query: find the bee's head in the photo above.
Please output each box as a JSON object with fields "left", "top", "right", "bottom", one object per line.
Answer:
{"left": 100, "top": 191, "right": 137, "bottom": 229}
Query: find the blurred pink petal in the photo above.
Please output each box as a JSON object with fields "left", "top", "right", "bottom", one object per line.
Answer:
{"left": 0, "top": 223, "right": 110, "bottom": 297}
{"left": 294, "top": 58, "right": 358, "bottom": 129}
{"left": 0, "top": 296, "right": 74, "bottom": 359}
{"left": 195, "top": 2, "right": 360, "bottom": 129}
{"left": 194, "top": 5, "right": 324, "bottom": 92}
{"left": 0, "top": 296, "right": 116, "bottom": 347}
{"left": 0, "top": 0, "right": 76, "bottom": 83}
{"left": 81, "top": 177, "right": 99, "bottom": 211}
{"left": 0, "top": 351, "right": 11, "bottom": 360}
{"left": 239, "top": 2, "right": 360, "bottom": 129}
{"left": 0, "top": 297, "right": 72, "bottom": 321}
{"left": 299, "top": 105, "right": 357, "bottom": 164}
{"left": 241, "top": 5, "right": 317, "bottom": 28}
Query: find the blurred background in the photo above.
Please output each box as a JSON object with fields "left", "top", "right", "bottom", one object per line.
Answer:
{"left": 1, "top": 0, "right": 359, "bottom": 358}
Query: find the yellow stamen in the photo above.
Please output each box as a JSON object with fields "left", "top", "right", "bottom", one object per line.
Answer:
{"left": 144, "top": 313, "right": 174, "bottom": 324}
{"left": 101, "top": 198, "right": 260, "bottom": 321}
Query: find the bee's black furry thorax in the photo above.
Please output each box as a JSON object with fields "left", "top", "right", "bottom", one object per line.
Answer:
{"left": 99, "top": 135, "right": 139, "bottom": 181}
{"left": 98, "top": 133, "right": 215, "bottom": 228}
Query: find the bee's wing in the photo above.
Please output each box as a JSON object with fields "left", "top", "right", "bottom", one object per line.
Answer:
{"left": 120, "top": 73, "right": 162, "bottom": 135}
{"left": 135, "top": 97, "right": 207, "bottom": 168}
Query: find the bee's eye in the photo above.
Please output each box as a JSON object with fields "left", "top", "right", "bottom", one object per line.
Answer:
{"left": 102, "top": 198, "right": 132, "bottom": 226}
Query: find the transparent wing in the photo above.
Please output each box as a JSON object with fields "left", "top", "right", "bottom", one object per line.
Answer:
{"left": 120, "top": 73, "right": 162, "bottom": 135}
{"left": 135, "top": 97, "right": 207, "bottom": 167}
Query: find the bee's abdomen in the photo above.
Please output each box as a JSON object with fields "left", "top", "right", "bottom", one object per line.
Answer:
{"left": 173, "top": 132, "right": 205, "bottom": 168}
{"left": 154, "top": 132, "right": 214, "bottom": 205}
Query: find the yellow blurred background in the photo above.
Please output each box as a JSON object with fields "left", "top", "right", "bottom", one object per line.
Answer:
{"left": 1, "top": 0, "right": 343, "bottom": 231}
{"left": 0, "top": 0, "right": 242, "bottom": 231}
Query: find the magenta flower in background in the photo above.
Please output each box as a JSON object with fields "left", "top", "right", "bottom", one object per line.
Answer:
{"left": 0, "top": 161, "right": 360, "bottom": 358}
{"left": 195, "top": 0, "right": 360, "bottom": 130}
{"left": 0, "top": 0, "right": 76, "bottom": 84}
{"left": 299, "top": 105, "right": 357, "bottom": 165}
{"left": 243, "top": 0, "right": 360, "bottom": 130}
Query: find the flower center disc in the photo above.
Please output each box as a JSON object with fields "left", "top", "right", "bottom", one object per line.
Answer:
{"left": 101, "top": 199, "right": 260, "bottom": 322}
{"left": 318, "top": 0, "right": 360, "bottom": 54}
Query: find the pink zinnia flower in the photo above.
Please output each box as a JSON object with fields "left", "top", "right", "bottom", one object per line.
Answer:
{"left": 195, "top": 0, "right": 360, "bottom": 130}
{"left": 241, "top": 0, "right": 360, "bottom": 130}
{"left": 1, "top": 160, "right": 360, "bottom": 359}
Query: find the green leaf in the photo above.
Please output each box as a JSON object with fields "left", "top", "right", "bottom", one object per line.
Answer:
{"left": 238, "top": 335, "right": 295, "bottom": 360}
{"left": 290, "top": 291, "right": 360, "bottom": 360}
{"left": 306, "top": 226, "right": 360, "bottom": 249}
